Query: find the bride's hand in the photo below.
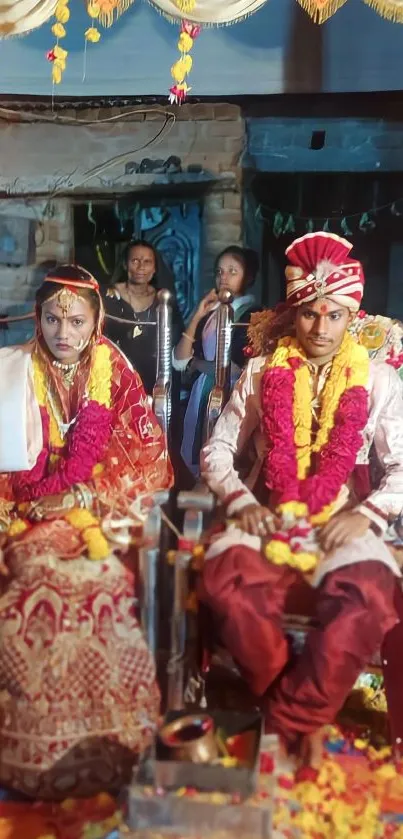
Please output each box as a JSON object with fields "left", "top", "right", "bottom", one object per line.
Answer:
{"left": 26, "top": 492, "right": 76, "bottom": 521}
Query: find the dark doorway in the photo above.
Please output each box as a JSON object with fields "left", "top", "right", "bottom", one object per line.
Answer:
{"left": 248, "top": 171, "right": 403, "bottom": 320}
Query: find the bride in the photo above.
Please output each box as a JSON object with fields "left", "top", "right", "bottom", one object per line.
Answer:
{"left": 0, "top": 264, "right": 173, "bottom": 799}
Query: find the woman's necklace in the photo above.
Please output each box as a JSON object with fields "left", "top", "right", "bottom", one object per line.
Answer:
{"left": 126, "top": 284, "right": 155, "bottom": 339}
{"left": 52, "top": 359, "right": 79, "bottom": 389}
{"left": 47, "top": 384, "right": 78, "bottom": 440}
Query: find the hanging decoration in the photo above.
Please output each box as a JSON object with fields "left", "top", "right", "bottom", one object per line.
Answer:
{"left": 1, "top": 0, "right": 403, "bottom": 97}
{"left": 173, "top": 0, "right": 196, "bottom": 12}
{"left": 296, "top": 0, "right": 348, "bottom": 23}
{"left": 273, "top": 212, "right": 284, "bottom": 239}
{"left": 283, "top": 214, "right": 296, "bottom": 235}
{"left": 296, "top": 0, "right": 403, "bottom": 23}
{"left": 148, "top": 0, "right": 267, "bottom": 24}
{"left": 48, "top": 0, "right": 69, "bottom": 85}
{"left": 359, "top": 211, "right": 376, "bottom": 233}
{"left": 261, "top": 196, "right": 403, "bottom": 238}
{"left": 169, "top": 20, "right": 201, "bottom": 104}
{"left": 93, "top": 0, "right": 135, "bottom": 28}
{"left": 341, "top": 216, "right": 353, "bottom": 236}
{"left": 362, "top": 0, "right": 403, "bottom": 23}
{"left": 0, "top": 0, "right": 57, "bottom": 38}
{"left": 85, "top": 1, "right": 101, "bottom": 46}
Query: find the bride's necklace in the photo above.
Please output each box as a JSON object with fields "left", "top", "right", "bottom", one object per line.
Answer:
{"left": 52, "top": 359, "right": 79, "bottom": 389}
{"left": 47, "top": 385, "right": 78, "bottom": 440}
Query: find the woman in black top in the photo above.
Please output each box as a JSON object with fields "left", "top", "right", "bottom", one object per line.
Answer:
{"left": 104, "top": 239, "right": 182, "bottom": 396}
{"left": 173, "top": 246, "right": 261, "bottom": 476}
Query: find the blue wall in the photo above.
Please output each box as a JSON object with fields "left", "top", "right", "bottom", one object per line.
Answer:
{"left": 1, "top": 0, "right": 403, "bottom": 97}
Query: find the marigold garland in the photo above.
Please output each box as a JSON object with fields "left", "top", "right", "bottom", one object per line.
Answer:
{"left": 262, "top": 332, "right": 370, "bottom": 573}
{"left": 8, "top": 518, "right": 29, "bottom": 538}
{"left": 66, "top": 508, "right": 109, "bottom": 561}
{"left": 48, "top": 0, "right": 70, "bottom": 85}
{"left": 169, "top": 21, "right": 201, "bottom": 104}
{"left": 12, "top": 343, "right": 114, "bottom": 561}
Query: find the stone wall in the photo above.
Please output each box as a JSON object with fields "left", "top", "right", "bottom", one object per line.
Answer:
{"left": 0, "top": 199, "right": 73, "bottom": 346}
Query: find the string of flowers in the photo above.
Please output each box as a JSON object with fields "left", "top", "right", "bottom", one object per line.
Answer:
{"left": 66, "top": 508, "right": 109, "bottom": 561}
{"left": 169, "top": 21, "right": 201, "bottom": 104}
{"left": 85, "top": 1, "right": 102, "bottom": 45}
{"left": 7, "top": 343, "right": 114, "bottom": 561}
{"left": 47, "top": 0, "right": 70, "bottom": 85}
{"left": 13, "top": 343, "right": 113, "bottom": 501}
{"left": 262, "top": 332, "right": 369, "bottom": 573}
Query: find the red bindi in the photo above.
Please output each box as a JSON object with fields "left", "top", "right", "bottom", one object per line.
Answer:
{"left": 319, "top": 303, "right": 329, "bottom": 314}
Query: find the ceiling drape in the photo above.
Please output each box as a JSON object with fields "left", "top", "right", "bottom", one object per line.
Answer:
{"left": 0, "top": 0, "right": 57, "bottom": 36}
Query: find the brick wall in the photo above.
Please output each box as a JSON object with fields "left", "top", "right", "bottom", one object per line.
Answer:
{"left": 0, "top": 199, "right": 73, "bottom": 346}
{"left": 0, "top": 102, "right": 245, "bottom": 302}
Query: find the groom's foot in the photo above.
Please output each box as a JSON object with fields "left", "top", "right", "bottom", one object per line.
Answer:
{"left": 298, "top": 727, "right": 326, "bottom": 771}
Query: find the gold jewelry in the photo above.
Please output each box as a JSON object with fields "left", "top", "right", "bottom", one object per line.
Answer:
{"left": 182, "top": 331, "right": 195, "bottom": 343}
{"left": 46, "top": 287, "right": 83, "bottom": 318}
{"left": 0, "top": 500, "right": 14, "bottom": 531}
{"left": 52, "top": 359, "right": 79, "bottom": 389}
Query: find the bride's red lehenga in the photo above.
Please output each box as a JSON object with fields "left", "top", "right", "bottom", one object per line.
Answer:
{"left": 0, "top": 285, "right": 173, "bottom": 798}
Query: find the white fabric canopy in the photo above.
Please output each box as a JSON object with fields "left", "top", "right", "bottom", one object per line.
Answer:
{"left": 0, "top": 0, "right": 402, "bottom": 38}
{"left": 0, "top": 0, "right": 57, "bottom": 36}
{"left": 148, "top": 0, "right": 268, "bottom": 24}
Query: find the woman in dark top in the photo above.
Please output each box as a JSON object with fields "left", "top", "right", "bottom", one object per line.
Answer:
{"left": 104, "top": 239, "right": 183, "bottom": 395}
{"left": 173, "top": 245, "right": 260, "bottom": 476}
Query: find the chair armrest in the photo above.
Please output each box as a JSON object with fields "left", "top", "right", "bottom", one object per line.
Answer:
{"left": 177, "top": 488, "right": 216, "bottom": 514}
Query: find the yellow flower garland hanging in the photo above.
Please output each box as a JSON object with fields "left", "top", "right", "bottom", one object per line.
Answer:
{"left": 169, "top": 22, "right": 201, "bottom": 104}
{"left": 48, "top": 0, "right": 70, "bottom": 85}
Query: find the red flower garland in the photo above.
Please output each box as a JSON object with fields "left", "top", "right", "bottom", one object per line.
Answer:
{"left": 13, "top": 400, "right": 113, "bottom": 502}
{"left": 262, "top": 365, "right": 369, "bottom": 515}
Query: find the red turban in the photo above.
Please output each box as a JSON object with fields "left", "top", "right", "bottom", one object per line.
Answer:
{"left": 285, "top": 232, "right": 364, "bottom": 312}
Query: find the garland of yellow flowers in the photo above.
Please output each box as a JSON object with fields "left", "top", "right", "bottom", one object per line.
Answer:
{"left": 262, "top": 333, "right": 370, "bottom": 573}
{"left": 49, "top": 0, "right": 70, "bottom": 85}
{"left": 9, "top": 344, "right": 113, "bottom": 561}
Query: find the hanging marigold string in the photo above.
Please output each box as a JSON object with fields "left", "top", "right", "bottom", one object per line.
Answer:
{"left": 169, "top": 20, "right": 201, "bottom": 104}
{"left": 48, "top": 0, "right": 70, "bottom": 85}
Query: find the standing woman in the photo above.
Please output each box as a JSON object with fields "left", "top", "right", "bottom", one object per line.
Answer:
{"left": 104, "top": 239, "right": 182, "bottom": 396}
{"left": 173, "top": 246, "right": 260, "bottom": 477}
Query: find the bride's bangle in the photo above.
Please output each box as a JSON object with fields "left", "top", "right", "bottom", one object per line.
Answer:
{"left": 73, "top": 483, "right": 93, "bottom": 510}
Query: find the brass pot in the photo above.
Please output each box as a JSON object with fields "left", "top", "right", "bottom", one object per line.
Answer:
{"left": 159, "top": 714, "right": 218, "bottom": 764}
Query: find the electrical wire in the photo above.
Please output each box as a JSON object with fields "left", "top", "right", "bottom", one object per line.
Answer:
{"left": 0, "top": 105, "right": 177, "bottom": 126}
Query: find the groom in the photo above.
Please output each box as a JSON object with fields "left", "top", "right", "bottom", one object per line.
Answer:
{"left": 199, "top": 232, "right": 403, "bottom": 763}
